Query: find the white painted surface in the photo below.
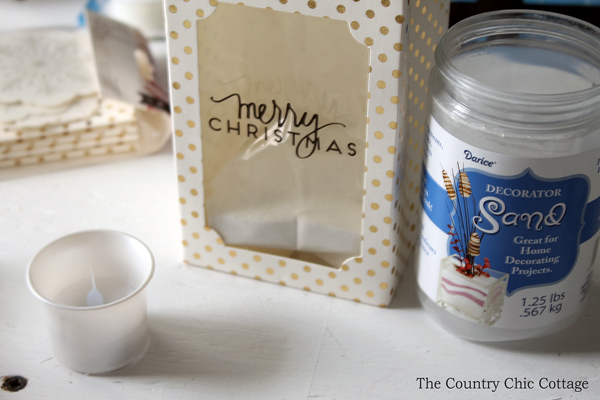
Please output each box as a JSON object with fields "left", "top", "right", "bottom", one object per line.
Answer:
{"left": 0, "top": 141, "right": 599, "bottom": 400}
{"left": 0, "top": 14, "right": 599, "bottom": 399}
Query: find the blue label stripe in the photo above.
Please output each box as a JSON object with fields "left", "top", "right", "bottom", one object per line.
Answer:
{"left": 422, "top": 166, "right": 600, "bottom": 244}
{"left": 421, "top": 166, "right": 452, "bottom": 232}
{"left": 421, "top": 164, "right": 596, "bottom": 295}
{"left": 581, "top": 196, "right": 600, "bottom": 243}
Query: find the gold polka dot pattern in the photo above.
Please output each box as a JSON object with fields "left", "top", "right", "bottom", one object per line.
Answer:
{"left": 165, "top": 0, "right": 448, "bottom": 307}
{"left": 399, "top": 0, "right": 449, "bottom": 273}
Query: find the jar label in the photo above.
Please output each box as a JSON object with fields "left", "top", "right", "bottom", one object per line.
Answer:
{"left": 417, "top": 117, "right": 600, "bottom": 329}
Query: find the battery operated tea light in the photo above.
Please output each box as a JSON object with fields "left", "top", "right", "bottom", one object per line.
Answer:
{"left": 27, "top": 230, "right": 154, "bottom": 374}
{"left": 417, "top": 10, "right": 600, "bottom": 341}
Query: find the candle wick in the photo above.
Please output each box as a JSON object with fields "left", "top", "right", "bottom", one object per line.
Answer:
{"left": 86, "top": 265, "right": 105, "bottom": 307}
{"left": 90, "top": 266, "right": 98, "bottom": 291}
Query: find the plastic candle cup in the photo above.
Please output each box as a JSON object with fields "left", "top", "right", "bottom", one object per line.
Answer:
{"left": 27, "top": 230, "right": 154, "bottom": 374}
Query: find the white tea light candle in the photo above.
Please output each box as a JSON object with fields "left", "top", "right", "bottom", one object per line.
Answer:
{"left": 417, "top": 10, "right": 600, "bottom": 341}
{"left": 27, "top": 230, "right": 154, "bottom": 374}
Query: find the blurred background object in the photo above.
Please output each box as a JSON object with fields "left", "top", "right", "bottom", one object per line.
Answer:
{"left": 90, "top": 0, "right": 165, "bottom": 39}
{"left": 0, "top": 10, "right": 170, "bottom": 180}
{"left": 0, "top": 0, "right": 168, "bottom": 85}
{"left": 0, "top": 0, "right": 164, "bottom": 39}
{"left": 450, "top": 0, "right": 600, "bottom": 26}
{"left": 0, "top": 0, "right": 86, "bottom": 31}
{"left": 3, "top": 0, "right": 598, "bottom": 38}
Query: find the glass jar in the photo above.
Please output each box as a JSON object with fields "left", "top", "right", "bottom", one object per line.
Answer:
{"left": 416, "top": 10, "right": 600, "bottom": 341}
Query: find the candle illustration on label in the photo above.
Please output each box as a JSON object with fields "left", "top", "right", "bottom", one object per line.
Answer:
{"left": 435, "top": 165, "right": 509, "bottom": 326}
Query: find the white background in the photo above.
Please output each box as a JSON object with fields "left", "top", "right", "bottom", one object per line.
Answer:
{"left": 0, "top": 1, "right": 599, "bottom": 399}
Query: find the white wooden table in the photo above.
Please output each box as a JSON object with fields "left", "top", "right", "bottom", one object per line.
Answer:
{"left": 1, "top": 3, "right": 600, "bottom": 398}
{"left": 0, "top": 142, "right": 599, "bottom": 400}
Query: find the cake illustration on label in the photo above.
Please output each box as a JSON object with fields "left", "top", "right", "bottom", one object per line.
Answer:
{"left": 437, "top": 255, "right": 509, "bottom": 325}
{"left": 435, "top": 166, "right": 509, "bottom": 326}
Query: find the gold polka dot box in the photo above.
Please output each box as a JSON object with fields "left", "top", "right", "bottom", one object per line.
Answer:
{"left": 165, "top": 0, "right": 449, "bottom": 306}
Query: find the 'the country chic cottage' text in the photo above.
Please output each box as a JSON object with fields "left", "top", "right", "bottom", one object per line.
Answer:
{"left": 415, "top": 376, "right": 590, "bottom": 393}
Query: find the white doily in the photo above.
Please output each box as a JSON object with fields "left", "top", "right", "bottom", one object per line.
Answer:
{"left": 0, "top": 30, "right": 99, "bottom": 107}
{"left": 10, "top": 96, "right": 100, "bottom": 129}
{"left": 0, "top": 102, "right": 69, "bottom": 124}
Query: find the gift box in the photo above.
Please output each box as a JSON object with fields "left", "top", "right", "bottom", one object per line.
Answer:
{"left": 165, "top": 0, "right": 449, "bottom": 306}
{"left": 0, "top": 12, "right": 171, "bottom": 180}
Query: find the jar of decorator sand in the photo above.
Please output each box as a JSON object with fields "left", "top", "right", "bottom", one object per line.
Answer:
{"left": 417, "top": 10, "right": 600, "bottom": 341}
